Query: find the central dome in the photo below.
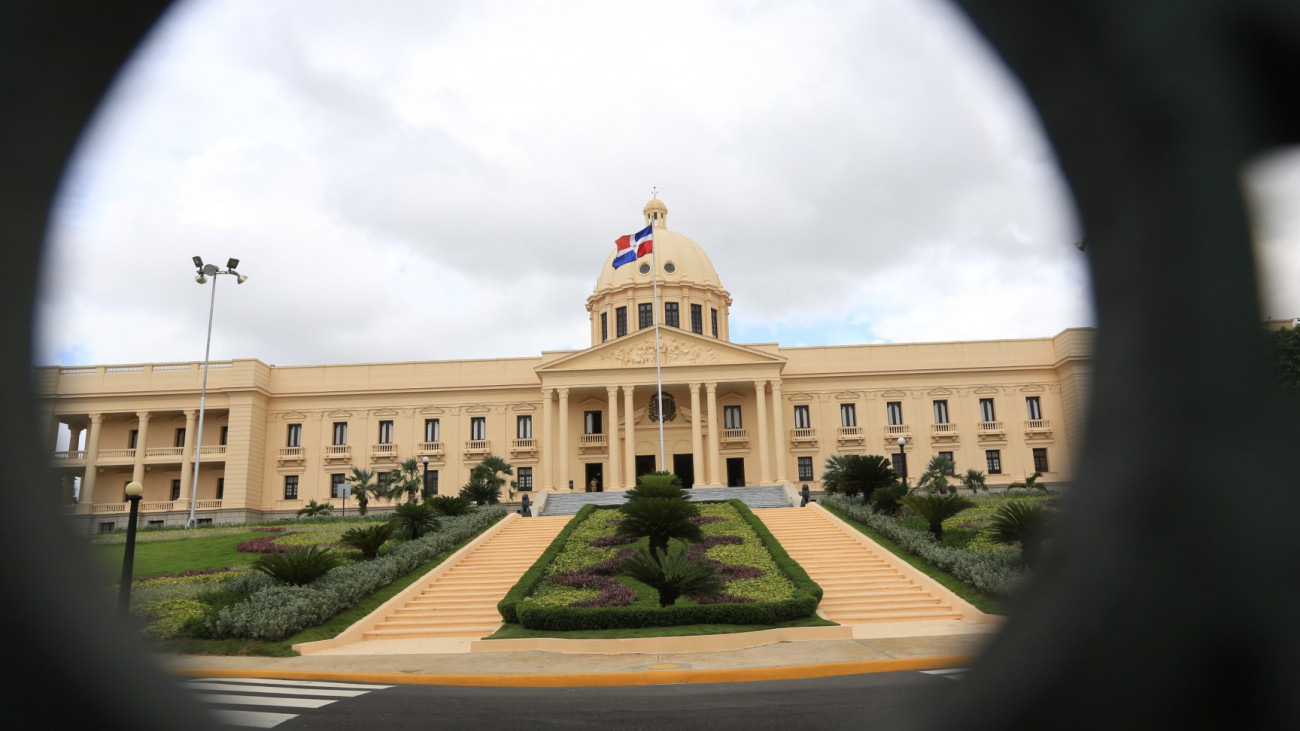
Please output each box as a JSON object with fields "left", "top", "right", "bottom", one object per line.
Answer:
{"left": 585, "top": 199, "right": 733, "bottom": 346}
{"left": 592, "top": 199, "right": 724, "bottom": 294}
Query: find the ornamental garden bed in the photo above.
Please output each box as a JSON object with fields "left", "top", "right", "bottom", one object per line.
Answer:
{"left": 494, "top": 500, "right": 824, "bottom": 633}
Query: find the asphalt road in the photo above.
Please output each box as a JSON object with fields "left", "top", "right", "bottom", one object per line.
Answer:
{"left": 189, "top": 671, "right": 962, "bottom": 730}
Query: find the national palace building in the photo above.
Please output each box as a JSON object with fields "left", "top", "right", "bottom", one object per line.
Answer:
{"left": 37, "top": 198, "right": 1093, "bottom": 531}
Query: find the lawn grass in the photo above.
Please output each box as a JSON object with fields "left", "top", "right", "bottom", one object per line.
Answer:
{"left": 88, "top": 530, "right": 268, "bottom": 579}
{"left": 485, "top": 613, "right": 836, "bottom": 640}
{"left": 820, "top": 503, "right": 1006, "bottom": 615}
{"left": 145, "top": 526, "right": 490, "bottom": 656}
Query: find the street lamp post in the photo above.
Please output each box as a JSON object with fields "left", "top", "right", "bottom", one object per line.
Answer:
{"left": 897, "top": 436, "right": 908, "bottom": 487}
{"left": 118, "top": 481, "right": 144, "bottom": 615}
{"left": 421, "top": 455, "right": 430, "bottom": 500}
{"left": 186, "top": 257, "right": 247, "bottom": 529}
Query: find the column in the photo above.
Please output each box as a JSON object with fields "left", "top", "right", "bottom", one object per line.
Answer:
{"left": 131, "top": 411, "right": 151, "bottom": 485}
{"left": 623, "top": 385, "right": 636, "bottom": 487}
{"left": 706, "top": 383, "right": 722, "bottom": 486}
{"left": 541, "top": 388, "right": 553, "bottom": 490}
{"left": 754, "top": 380, "right": 771, "bottom": 484}
{"left": 179, "top": 409, "right": 197, "bottom": 506}
{"left": 606, "top": 386, "right": 622, "bottom": 490}
{"left": 557, "top": 388, "right": 570, "bottom": 490}
{"left": 46, "top": 417, "right": 60, "bottom": 455}
{"left": 771, "top": 380, "right": 788, "bottom": 483}
{"left": 69, "top": 425, "right": 84, "bottom": 455}
{"left": 689, "top": 383, "right": 705, "bottom": 488}
{"left": 80, "top": 413, "right": 104, "bottom": 504}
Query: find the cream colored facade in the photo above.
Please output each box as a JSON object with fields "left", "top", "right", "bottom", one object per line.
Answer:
{"left": 36, "top": 199, "right": 1092, "bottom": 530}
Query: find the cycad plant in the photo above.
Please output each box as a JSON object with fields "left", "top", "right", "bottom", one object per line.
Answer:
{"left": 989, "top": 501, "right": 1054, "bottom": 566}
{"left": 616, "top": 497, "right": 703, "bottom": 558}
{"left": 388, "top": 502, "right": 441, "bottom": 540}
{"left": 338, "top": 522, "right": 396, "bottom": 560}
{"left": 821, "top": 454, "right": 897, "bottom": 502}
{"left": 620, "top": 544, "right": 724, "bottom": 607}
{"left": 899, "top": 493, "right": 976, "bottom": 541}
{"left": 427, "top": 495, "right": 473, "bottom": 516}
{"left": 295, "top": 499, "right": 334, "bottom": 518}
{"left": 1008, "top": 471, "right": 1047, "bottom": 492}
{"left": 251, "top": 545, "right": 341, "bottom": 586}
{"left": 869, "top": 481, "right": 909, "bottom": 516}
{"left": 624, "top": 471, "right": 688, "bottom": 501}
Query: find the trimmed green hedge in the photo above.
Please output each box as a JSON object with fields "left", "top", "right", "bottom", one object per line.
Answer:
{"left": 497, "top": 504, "right": 596, "bottom": 623}
{"left": 508, "top": 499, "right": 824, "bottom": 631}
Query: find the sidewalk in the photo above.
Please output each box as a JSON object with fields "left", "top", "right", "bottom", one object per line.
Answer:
{"left": 158, "top": 631, "right": 994, "bottom": 687}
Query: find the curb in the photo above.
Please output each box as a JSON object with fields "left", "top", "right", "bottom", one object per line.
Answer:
{"left": 171, "top": 654, "right": 974, "bottom": 688}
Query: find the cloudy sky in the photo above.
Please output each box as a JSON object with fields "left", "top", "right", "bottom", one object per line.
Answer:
{"left": 34, "top": 0, "right": 1300, "bottom": 368}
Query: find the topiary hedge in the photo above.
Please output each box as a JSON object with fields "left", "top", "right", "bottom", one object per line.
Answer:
{"left": 506, "top": 500, "right": 824, "bottom": 631}
{"left": 497, "top": 504, "right": 596, "bottom": 623}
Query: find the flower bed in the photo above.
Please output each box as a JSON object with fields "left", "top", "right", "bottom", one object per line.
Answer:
{"left": 500, "top": 500, "right": 821, "bottom": 632}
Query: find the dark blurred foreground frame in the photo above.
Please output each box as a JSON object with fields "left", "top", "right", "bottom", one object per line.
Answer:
{"left": 913, "top": 1, "right": 1300, "bottom": 728}
{"left": 3, "top": 1, "right": 1299, "bottom": 729}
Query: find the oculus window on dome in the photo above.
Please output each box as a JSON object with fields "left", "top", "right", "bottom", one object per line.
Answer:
{"left": 639, "top": 263, "right": 651, "bottom": 275}
{"left": 664, "top": 262, "right": 675, "bottom": 274}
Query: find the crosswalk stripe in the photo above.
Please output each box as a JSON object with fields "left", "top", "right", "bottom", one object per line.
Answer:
{"left": 200, "top": 677, "right": 393, "bottom": 691}
{"left": 209, "top": 709, "right": 299, "bottom": 728}
{"left": 920, "top": 668, "right": 968, "bottom": 680}
{"left": 194, "top": 693, "right": 337, "bottom": 709}
{"left": 188, "top": 681, "right": 370, "bottom": 697}
{"left": 187, "top": 677, "right": 392, "bottom": 728}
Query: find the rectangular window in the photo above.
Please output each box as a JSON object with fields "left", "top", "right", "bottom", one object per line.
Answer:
{"left": 724, "top": 405, "right": 743, "bottom": 430}
{"left": 424, "top": 418, "right": 440, "bottom": 443}
{"left": 196, "top": 518, "right": 212, "bottom": 526}
{"left": 793, "top": 405, "right": 811, "bottom": 429}
{"left": 331, "top": 473, "right": 347, "bottom": 499}
{"left": 886, "top": 401, "right": 903, "bottom": 426}
{"left": 517, "top": 415, "right": 533, "bottom": 439}
{"left": 128, "top": 429, "right": 138, "bottom": 449}
{"left": 377, "top": 471, "right": 390, "bottom": 491}
{"left": 219, "top": 426, "right": 229, "bottom": 445}
{"left": 283, "top": 475, "right": 299, "bottom": 500}
{"left": 174, "top": 428, "right": 186, "bottom": 448}
{"left": 601, "top": 312, "right": 608, "bottom": 342}
{"left": 378, "top": 420, "right": 394, "bottom": 444}
{"left": 691, "top": 304, "right": 703, "bottom": 334}
{"left": 332, "top": 422, "right": 348, "bottom": 446}
{"left": 638, "top": 302, "right": 653, "bottom": 329}
{"left": 584, "top": 410, "right": 602, "bottom": 435}
{"left": 979, "top": 398, "right": 996, "bottom": 422}
{"left": 938, "top": 451, "right": 954, "bottom": 469}
{"left": 892, "top": 452, "right": 907, "bottom": 477}
{"left": 616, "top": 306, "right": 628, "bottom": 337}
{"left": 1026, "top": 396, "right": 1043, "bottom": 420}
{"left": 216, "top": 477, "right": 225, "bottom": 500}
{"left": 711, "top": 308, "right": 719, "bottom": 337}
{"left": 1033, "top": 448, "right": 1049, "bottom": 472}
{"left": 665, "top": 302, "right": 679, "bottom": 328}
{"left": 517, "top": 466, "right": 533, "bottom": 492}
{"left": 287, "top": 423, "right": 302, "bottom": 447}
{"left": 147, "top": 520, "right": 164, "bottom": 528}
{"left": 797, "top": 456, "right": 813, "bottom": 481}
{"left": 98, "top": 522, "right": 115, "bottom": 534}
{"left": 425, "top": 469, "right": 439, "bottom": 495}
{"left": 170, "top": 479, "right": 181, "bottom": 501}
{"left": 470, "top": 417, "right": 486, "bottom": 441}
{"left": 840, "top": 403, "right": 857, "bottom": 427}
{"left": 986, "top": 450, "right": 1003, "bottom": 475}
{"left": 933, "top": 400, "right": 949, "bottom": 424}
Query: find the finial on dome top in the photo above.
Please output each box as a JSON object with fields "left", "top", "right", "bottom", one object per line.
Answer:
{"left": 643, "top": 194, "right": 668, "bottom": 228}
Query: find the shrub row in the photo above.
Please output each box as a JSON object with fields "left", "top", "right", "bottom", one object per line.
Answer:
{"left": 509, "top": 500, "right": 824, "bottom": 631}
{"left": 497, "top": 504, "right": 596, "bottom": 623}
{"left": 206, "top": 507, "right": 507, "bottom": 640}
{"left": 821, "top": 495, "right": 1027, "bottom": 598}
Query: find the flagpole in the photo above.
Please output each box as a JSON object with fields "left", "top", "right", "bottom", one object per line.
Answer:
{"left": 652, "top": 234, "right": 665, "bottom": 470}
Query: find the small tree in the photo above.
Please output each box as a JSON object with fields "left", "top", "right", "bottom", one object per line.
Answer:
{"left": 869, "top": 481, "right": 909, "bottom": 516}
{"left": 821, "top": 454, "right": 897, "bottom": 502}
{"left": 296, "top": 499, "right": 334, "bottom": 518}
{"left": 624, "top": 471, "right": 688, "bottom": 502}
{"left": 252, "top": 545, "right": 340, "bottom": 585}
{"left": 1008, "top": 471, "right": 1047, "bottom": 492}
{"left": 387, "top": 458, "right": 424, "bottom": 505}
{"left": 388, "top": 502, "right": 440, "bottom": 540}
{"left": 917, "top": 455, "right": 957, "bottom": 494}
{"left": 346, "top": 467, "right": 386, "bottom": 517}
{"left": 617, "top": 497, "right": 702, "bottom": 558}
{"left": 899, "top": 493, "right": 975, "bottom": 541}
{"left": 959, "top": 468, "right": 988, "bottom": 495}
{"left": 990, "top": 501, "right": 1055, "bottom": 566}
{"left": 339, "top": 522, "right": 396, "bottom": 560}
{"left": 620, "top": 544, "right": 723, "bottom": 607}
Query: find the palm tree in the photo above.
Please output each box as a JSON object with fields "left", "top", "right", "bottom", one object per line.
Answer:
{"left": 473, "top": 455, "right": 514, "bottom": 498}
{"left": 295, "top": 499, "right": 334, "bottom": 518}
{"left": 387, "top": 458, "right": 423, "bottom": 504}
{"left": 959, "top": 468, "right": 988, "bottom": 495}
{"left": 346, "top": 466, "right": 386, "bottom": 517}
{"left": 616, "top": 497, "right": 703, "bottom": 558}
{"left": 620, "top": 544, "right": 723, "bottom": 607}
{"left": 989, "top": 501, "right": 1054, "bottom": 567}
{"left": 821, "top": 454, "right": 897, "bottom": 502}
{"left": 1008, "top": 471, "right": 1047, "bottom": 492}
{"left": 388, "top": 502, "right": 440, "bottom": 540}
{"left": 899, "top": 493, "right": 975, "bottom": 541}
{"left": 917, "top": 455, "right": 957, "bottom": 494}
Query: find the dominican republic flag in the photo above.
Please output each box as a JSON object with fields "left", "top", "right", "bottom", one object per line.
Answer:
{"left": 612, "top": 225, "right": 654, "bottom": 269}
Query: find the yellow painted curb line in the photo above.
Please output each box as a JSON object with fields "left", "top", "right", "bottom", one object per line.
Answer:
{"left": 172, "top": 654, "right": 974, "bottom": 688}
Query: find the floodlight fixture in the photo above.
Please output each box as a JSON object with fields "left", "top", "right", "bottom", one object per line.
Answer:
{"left": 236, "top": 273, "right": 248, "bottom": 284}
{"left": 226, "top": 258, "right": 239, "bottom": 269}
{"left": 195, "top": 274, "right": 207, "bottom": 284}
{"left": 192, "top": 256, "right": 204, "bottom": 268}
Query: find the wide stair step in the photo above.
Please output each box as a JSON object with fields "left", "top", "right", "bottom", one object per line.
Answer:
{"left": 358, "top": 515, "right": 568, "bottom": 641}
{"left": 755, "top": 507, "right": 968, "bottom": 627}
{"left": 540, "top": 485, "right": 792, "bottom": 515}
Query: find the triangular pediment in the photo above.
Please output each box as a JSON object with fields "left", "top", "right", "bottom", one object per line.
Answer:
{"left": 280, "top": 411, "right": 308, "bottom": 420}
{"left": 536, "top": 328, "right": 785, "bottom": 373}
{"left": 464, "top": 404, "right": 491, "bottom": 413}
{"left": 326, "top": 409, "right": 352, "bottom": 418}
{"left": 974, "top": 386, "right": 1000, "bottom": 395}
{"left": 1020, "top": 385, "right": 1046, "bottom": 393}
{"left": 510, "top": 402, "right": 537, "bottom": 412}
{"left": 372, "top": 408, "right": 400, "bottom": 417}
{"left": 834, "top": 391, "right": 859, "bottom": 400}
{"left": 928, "top": 387, "right": 953, "bottom": 397}
{"left": 881, "top": 389, "right": 907, "bottom": 399}
{"left": 418, "top": 406, "right": 445, "bottom": 414}
{"left": 788, "top": 392, "right": 814, "bottom": 402}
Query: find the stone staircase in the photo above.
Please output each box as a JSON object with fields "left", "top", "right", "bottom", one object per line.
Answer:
{"left": 359, "top": 515, "right": 569, "bottom": 640}
{"left": 540, "top": 485, "right": 791, "bottom": 516}
{"left": 755, "top": 507, "right": 969, "bottom": 624}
